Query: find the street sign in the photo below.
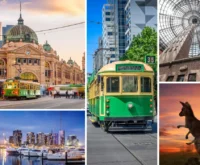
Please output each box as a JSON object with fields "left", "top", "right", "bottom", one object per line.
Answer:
{"left": 145, "top": 55, "right": 156, "bottom": 64}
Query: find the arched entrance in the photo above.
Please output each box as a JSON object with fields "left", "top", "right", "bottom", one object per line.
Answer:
{"left": 20, "top": 72, "right": 38, "bottom": 82}
{"left": 0, "top": 59, "right": 6, "bottom": 79}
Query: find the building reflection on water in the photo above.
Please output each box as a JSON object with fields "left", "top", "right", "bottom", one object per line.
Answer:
{"left": 0, "top": 149, "right": 84, "bottom": 165}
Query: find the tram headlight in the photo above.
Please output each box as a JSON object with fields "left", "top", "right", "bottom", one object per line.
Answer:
{"left": 128, "top": 103, "right": 133, "bottom": 109}
{"left": 106, "top": 111, "right": 109, "bottom": 114}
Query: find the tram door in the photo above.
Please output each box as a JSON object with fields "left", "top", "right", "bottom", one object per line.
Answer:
{"left": 99, "top": 76, "right": 105, "bottom": 116}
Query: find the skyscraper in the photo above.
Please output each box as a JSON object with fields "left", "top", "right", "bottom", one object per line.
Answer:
{"left": 52, "top": 133, "right": 58, "bottom": 145}
{"left": 58, "top": 130, "right": 65, "bottom": 145}
{"left": 125, "top": 0, "right": 157, "bottom": 50}
{"left": 13, "top": 130, "right": 22, "bottom": 146}
{"left": 36, "top": 132, "right": 45, "bottom": 145}
{"left": 27, "top": 132, "right": 35, "bottom": 145}
{"left": 67, "top": 135, "right": 79, "bottom": 146}
{"left": 45, "top": 133, "right": 53, "bottom": 146}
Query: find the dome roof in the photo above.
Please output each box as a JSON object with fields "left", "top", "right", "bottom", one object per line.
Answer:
{"left": 43, "top": 41, "right": 52, "bottom": 52}
{"left": 67, "top": 57, "right": 74, "bottom": 65}
{"left": 5, "top": 12, "right": 38, "bottom": 44}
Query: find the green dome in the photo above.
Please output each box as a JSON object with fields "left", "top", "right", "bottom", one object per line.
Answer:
{"left": 5, "top": 14, "right": 38, "bottom": 44}
{"left": 67, "top": 57, "right": 74, "bottom": 65}
{"left": 43, "top": 41, "right": 52, "bottom": 52}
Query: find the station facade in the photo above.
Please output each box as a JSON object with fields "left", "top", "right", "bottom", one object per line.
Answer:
{"left": 0, "top": 13, "right": 85, "bottom": 86}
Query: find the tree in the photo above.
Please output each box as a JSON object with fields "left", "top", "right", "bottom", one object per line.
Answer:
{"left": 120, "top": 26, "right": 157, "bottom": 110}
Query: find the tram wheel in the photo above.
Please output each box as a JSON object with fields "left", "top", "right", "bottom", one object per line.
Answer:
{"left": 103, "top": 122, "right": 109, "bottom": 132}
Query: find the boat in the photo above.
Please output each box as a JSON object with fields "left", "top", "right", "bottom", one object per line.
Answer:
{"left": 37, "top": 149, "right": 48, "bottom": 157}
{"left": 17, "top": 148, "right": 29, "bottom": 155}
{"left": 6, "top": 148, "right": 19, "bottom": 155}
{"left": 47, "top": 152, "right": 65, "bottom": 160}
{"left": 47, "top": 148, "right": 85, "bottom": 161}
{"left": 23, "top": 149, "right": 41, "bottom": 157}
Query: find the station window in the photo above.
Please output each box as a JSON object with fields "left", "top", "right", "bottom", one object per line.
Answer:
{"left": 141, "top": 77, "right": 151, "bottom": 92}
{"left": 106, "top": 77, "right": 119, "bottom": 93}
{"left": 122, "top": 76, "right": 138, "bottom": 92}
{"left": 188, "top": 73, "right": 196, "bottom": 81}
{"left": 177, "top": 75, "right": 185, "bottom": 81}
{"left": 166, "top": 76, "right": 174, "bottom": 81}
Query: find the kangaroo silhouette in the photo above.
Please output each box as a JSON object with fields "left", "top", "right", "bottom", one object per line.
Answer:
{"left": 177, "top": 101, "right": 200, "bottom": 155}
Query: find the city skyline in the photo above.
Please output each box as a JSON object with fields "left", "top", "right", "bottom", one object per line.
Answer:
{"left": 0, "top": 0, "right": 85, "bottom": 66}
{"left": 0, "top": 111, "right": 85, "bottom": 145}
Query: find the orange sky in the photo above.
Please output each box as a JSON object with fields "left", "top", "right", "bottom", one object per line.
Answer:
{"left": 0, "top": 0, "right": 85, "bottom": 66}
{"left": 160, "top": 84, "right": 200, "bottom": 153}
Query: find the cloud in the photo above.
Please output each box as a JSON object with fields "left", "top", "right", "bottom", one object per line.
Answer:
{"left": 160, "top": 128, "right": 171, "bottom": 136}
{"left": 0, "top": 0, "right": 85, "bottom": 16}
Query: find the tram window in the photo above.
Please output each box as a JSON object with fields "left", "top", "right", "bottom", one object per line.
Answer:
{"left": 122, "top": 76, "right": 138, "bottom": 92}
{"left": 101, "top": 77, "right": 104, "bottom": 91}
{"left": 107, "top": 77, "right": 119, "bottom": 93}
{"left": 141, "top": 77, "right": 151, "bottom": 93}
{"left": 13, "top": 83, "right": 18, "bottom": 89}
{"left": 3, "top": 84, "right": 7, "bottom": 88}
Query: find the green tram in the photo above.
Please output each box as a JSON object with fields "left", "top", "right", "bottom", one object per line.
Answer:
{"left": 3, "top": 78, "right": 41, "bottom": 99}
{"left": 88, "top": 60, "right": 155, "bottom": 132}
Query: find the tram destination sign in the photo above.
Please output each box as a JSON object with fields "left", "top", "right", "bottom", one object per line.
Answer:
{"left": 116, "top": 64, "right": 144, "bottom": 72}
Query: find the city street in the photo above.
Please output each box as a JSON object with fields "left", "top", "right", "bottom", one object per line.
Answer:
{"left": 87, "top": 116, "right": 157, "bottom": 165}
{"left": 0, "top": 97, "right": 85, "bottom": 109}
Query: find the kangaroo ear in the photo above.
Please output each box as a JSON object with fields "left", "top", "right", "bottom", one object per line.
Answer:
{"left": 180, "top": 101, "right": 185, "bottom": 106}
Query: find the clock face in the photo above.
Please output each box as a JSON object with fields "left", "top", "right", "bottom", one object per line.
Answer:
{"left": 26, "top": 51, "right": 30, "bottom": 55}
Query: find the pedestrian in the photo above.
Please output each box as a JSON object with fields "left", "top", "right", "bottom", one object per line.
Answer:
{"left": 66, "top": 90, "right": 68, "bottom": 99}
{"left": 53, "top": 90, "right": 57, "bottom": 99}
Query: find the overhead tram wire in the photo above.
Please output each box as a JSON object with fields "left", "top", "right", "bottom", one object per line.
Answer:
{"left": 0, "top": 21, "right": 85, "bottom": 37}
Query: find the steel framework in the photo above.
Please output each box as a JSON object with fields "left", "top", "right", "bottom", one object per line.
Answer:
{"left": 160, "top": 0, "right": 200, "bottom": 57}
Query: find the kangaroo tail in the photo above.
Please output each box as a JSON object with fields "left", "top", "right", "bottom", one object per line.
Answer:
{"left": 194, "top": 137, "right": 200, "bottom": 155}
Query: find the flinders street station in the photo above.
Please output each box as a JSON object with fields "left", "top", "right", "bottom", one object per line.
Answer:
{"left": 0, "top": 12, "right": 85, "bottom": 86}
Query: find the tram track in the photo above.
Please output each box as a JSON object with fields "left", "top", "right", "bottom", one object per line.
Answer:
{"left": 111, "top": 133, "right": 146, "bottom": 165}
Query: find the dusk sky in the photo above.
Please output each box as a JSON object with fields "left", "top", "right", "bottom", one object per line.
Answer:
{"left": 0, "top": 111, "right": 85, "bottom": 144}
{"left": 160, "top": 84, "right": 200, "bottom": 153}
{"left": 0, "top": 0, "right": 85, "bottom": 66}
{"left": 87, "top": 0, "right": 107, "bottom": 73}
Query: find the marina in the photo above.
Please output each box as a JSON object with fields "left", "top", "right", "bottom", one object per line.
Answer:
{"left": 1, "top": 148, "right": 85, "bottom": 165}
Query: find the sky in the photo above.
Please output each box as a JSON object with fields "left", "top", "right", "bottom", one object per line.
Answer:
{"left": 0, "top": 0, "right": 85, "bottom": 66}
{"left": 160, "top": 84, "right": 200, "bottom": 153}
{"left": 87, "top": 0, "right": 107, "bottom": 73}
{"left": 0, "top": 111, "right": 85, "bottom": 144}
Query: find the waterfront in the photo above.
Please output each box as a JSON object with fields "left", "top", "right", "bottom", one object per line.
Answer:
{"left": 0, "top": 149, "right": 84, "bottom": 165}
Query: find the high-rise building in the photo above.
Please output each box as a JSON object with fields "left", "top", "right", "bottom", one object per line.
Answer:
{"left": 52, "top": 133, "right": 58, "bottom": 145}
{"left": 58, "top": 130, "right": 65, "bottom": 145}
{"left": 66, "top": 135, "right": 79, "bottom": 146}
{"left": 13, "top": 130, "right": 22, "bottom": 146}
{"left": 27, "top": 132, "right": 35, "bottom": 145}
{"left": 102, "top": 2, "right": 119, "bottom": 65}
{"left": 125, "top": 0, "right": 157, "bottom": 50}
{"left": 36, "top": 132, "right": 45, "bottom": 145}
{"left": 45, "top": 133, "right": 53, "bottom": 146}
{"left": 93, "top": 37, "right": 104, "bottom": 73}
{"left": 9, "top": 136, "right": 14, "bottom": 144}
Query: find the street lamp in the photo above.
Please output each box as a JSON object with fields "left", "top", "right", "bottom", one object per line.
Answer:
{"left": 4, "top": 69, "right": 6, "bottom": 79}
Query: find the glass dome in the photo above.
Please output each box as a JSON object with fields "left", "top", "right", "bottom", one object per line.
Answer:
{"left": 159, "top": 0, "right": 200, "bottom": 57}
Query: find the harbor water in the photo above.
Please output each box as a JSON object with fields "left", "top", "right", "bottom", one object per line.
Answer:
{"left": 0, "top": 149, "right": 84, "bottom": 165}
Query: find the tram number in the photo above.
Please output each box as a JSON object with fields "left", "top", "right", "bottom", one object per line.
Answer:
{"left": 145, "top": 56, "right": 156, "bottom": 64}
{"left": 117, "top": 65, "right": 142, "bottom": 71}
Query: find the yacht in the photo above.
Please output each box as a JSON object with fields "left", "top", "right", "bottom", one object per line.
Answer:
{"left": 23, "top": 149, "right": 41, "bottom": 157}
{"left": 6, "top": 148, "right": 19, "bottom": 155}
{"left": 17, "top": 148, "right": 29, "bottom": 155}
{"left": 37, "top": 149, "right": 48, "bottom": 157}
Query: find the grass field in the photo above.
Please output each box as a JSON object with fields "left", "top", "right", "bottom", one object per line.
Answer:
{"left": 160, "top": 152, "right": 200, "bottom": 165}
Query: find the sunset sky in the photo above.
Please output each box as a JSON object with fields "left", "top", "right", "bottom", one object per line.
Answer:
{"left": 0, "top": 0, "right": 85, "bottom": 66}
{"left": 160, "top": 84, "right": 200, "bottom": 153}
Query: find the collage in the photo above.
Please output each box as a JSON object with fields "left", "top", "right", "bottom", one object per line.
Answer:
{"left": 0, "top": 0, "right": 200, "bottom": 165}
